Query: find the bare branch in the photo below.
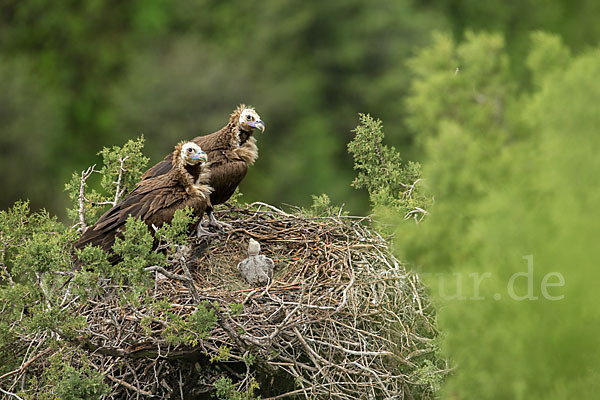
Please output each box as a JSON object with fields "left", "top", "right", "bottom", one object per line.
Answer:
{"left": 145, "top": 266, "right": 190, "bottom": 283}
{"left": 113, "top": 156, "right": 130, "bottom": 206}
{"left": 404, "top": 207, "right": 428, "bottom": 223}
{"left": 76, "top": 165, "right": 97, "bottom": 233}
{"left": 0, "top": 387, "right": 23, "bottom": 400}
{"left": 402, "top": 178, "right": 422, "bottom": 200}
{"left": 0, "top": 348, "right": 52, "bottom": 381}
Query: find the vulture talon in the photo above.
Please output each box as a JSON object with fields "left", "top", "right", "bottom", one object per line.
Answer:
{"left": 205, "top": 213, "right": 232, "bottom": 230}
{"left": 196, "top": 224, "right": 218, "bottom": 237}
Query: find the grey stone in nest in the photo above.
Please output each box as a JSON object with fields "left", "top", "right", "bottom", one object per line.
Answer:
{"left": 237, "top": 239, "right": 274, "bottom": 287}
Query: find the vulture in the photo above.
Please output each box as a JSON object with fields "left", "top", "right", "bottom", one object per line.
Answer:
{"left": 141, "top": 104, "right": 265, "bottom": 231}
{"left": 237, "top": 238, "right": 274, "bottom": 287}
{"left": 74, "top": 141, "right": 212, "bottom": 262}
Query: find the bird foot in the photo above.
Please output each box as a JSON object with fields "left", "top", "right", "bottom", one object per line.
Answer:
{"left": 203, "top": 214, "right": 232, "bottom": 230}
{"left": 207, "top": 219, "right": 232, "bottom": 230}
{"left": 196, "top": 224, "right": 218, "bottom": 237}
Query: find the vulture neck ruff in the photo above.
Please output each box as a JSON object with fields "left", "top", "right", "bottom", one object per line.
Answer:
{"left": 172, "top": 143, "right": 213, "bottom": 200}
{"left": 224, "top": 122, "right": 253, "bottom": 149}
{"left": 234, "top": 136, "right": 258, "bottom": 165}
{"left": 227, "top": 104, "right": 258, "bottom": 148}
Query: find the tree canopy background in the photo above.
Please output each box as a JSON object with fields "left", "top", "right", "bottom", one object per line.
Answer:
{"left": 1, "top": 0, "right": 599, "bottom": 398}
{"left": 2, "top": 0, "right": 599, "bottom": 218}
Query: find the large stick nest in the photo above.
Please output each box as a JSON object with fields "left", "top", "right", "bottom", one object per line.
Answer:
{"left": 7, "top": 203, "right": 446, "bottom": 399}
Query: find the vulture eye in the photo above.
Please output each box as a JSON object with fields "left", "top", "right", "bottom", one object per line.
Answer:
{"left": 187, "top": 148, "right": 193, "bottom": 152}
{"left": 246, "top": 115, "right": 252, "bottom": 120}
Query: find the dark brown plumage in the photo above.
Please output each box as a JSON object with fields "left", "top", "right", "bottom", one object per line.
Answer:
{"left": 74, "top": 142, "right": 212, "bottom": 261}
{"left": 141, "top": 105, "right": 265, "bottom": 228}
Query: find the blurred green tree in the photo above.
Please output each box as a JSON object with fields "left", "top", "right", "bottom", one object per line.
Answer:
{"left": 431, "top": 0, "right": 600, "bottom": 78}
{"left": 373, "top": 31, "right": 600, "bottom": 399}
{"left": 0, "top": 56, "right": 65, "bottom": 214}
{"left": 0, "top": 0, "right": 156, "bottom": 215}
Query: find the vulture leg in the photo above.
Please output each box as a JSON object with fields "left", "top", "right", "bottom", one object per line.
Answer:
{"left": 197, "top": 223, "right": 218, "bottom": 237}
{"left": 205, "top": 210, "right": 232, "bottom": 230}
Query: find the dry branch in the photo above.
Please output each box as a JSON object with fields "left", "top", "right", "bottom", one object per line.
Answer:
{"left": 77, "top": 165, "right": 97, "bottom": 232}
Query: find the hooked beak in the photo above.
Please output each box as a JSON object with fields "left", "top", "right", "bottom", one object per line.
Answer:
{"left": 190, "top": 152, "right": 208, "bottom": 162}
{"left": 249, "top": 120, "right": 265, "bottom": 133}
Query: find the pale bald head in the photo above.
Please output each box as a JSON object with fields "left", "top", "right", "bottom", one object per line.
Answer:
{"left": 235, "top": 106, "right": 265, "bottom": 133}
{"left": 179, "top": 142, "right": 207, "bottom": 166}
{"left": 248, "top": 238, "right": 261, "bottom": 256}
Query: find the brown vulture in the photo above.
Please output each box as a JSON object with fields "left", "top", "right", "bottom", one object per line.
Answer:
{"left": 74, "top": 142, "right": 212, "bottom": 261}
{"left": 141, "top": 104, "right": 265, "bottom": 231}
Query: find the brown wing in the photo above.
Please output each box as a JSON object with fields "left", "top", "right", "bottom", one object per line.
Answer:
{"left": 74, "top": 177, "right": 208, "bottom": 256}
{"left": 140, "top": 158, "right": 172, "bottom": 180}
{"left": 208, "top": 159, "right": 248, "bottom": 206}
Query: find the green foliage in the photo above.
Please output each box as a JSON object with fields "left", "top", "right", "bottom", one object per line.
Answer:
{"left": 213, "top": 376, "right": 259, "bottom": 400}
{"left": 1, "top": 0, "right": 448, "bottom": 217}
{"left": 162, "top": 301, "right": 217, "bottom": 346}
{"left": 303, "top": 193, "right": 348, "bottom": 217}
{"left": 348, "top": 114, "right": 430, "bottom": 220}
{"left": 111, "top": 216, "right": 162, "bottom": 300}
{"left": 411, "top": 359, "right": 443, "bottom": 392}
{"left": 229, "top": 303, "right": 243, "bottom": 317}
{"left": 4, "top": 0, "right": 600, "bottom": 218}
{"left": 0, "top": 56, "right": 65, "bottom": 215}
{"left": 13, "top": 229, "right": 71, "bottom": 277}
{"left": 526, "top": 32, "right": 571, "bottom": 87}
{"left": 112, "top": 215, "right": 156, "bottom": 263}
{"left": 406, "top": 31, "right": 514, "bottom": 144}
{"left": 97, "top": 136, "right": 149, "bottom": 200}
{"left": 1, "top": 202, "right": 74, "bottom": 268}
{"left": 210, "top": 345, "right": 232, "bottom": 363}
{"left": 74, "top": 208, "right": 199, "bottom": 303}
{"left": 40, "top": 354, "right": 109, "bottom": 400}
{"left": 3, "top": 0, "right": 600, "bottom": 395}
{"left": 242, "top": 352, "right": 256, "bottom": 367}
{"left": 432, "top": 0, "right": 600, "bottom": 70}
{"left": 0, "top": 202, "right": 93, "bottom": 383}
{"left": 309, "top": 193, "right": 332, "bottom": 215}
{"left": 64, "top": 136, "right": 149, "bottom": 227}
{"left": 0, "top": 202, "right": 77, "bottom": 333}
{"left": 394, "top": 31, "right": 521, "bottom": 270}
{"left": 388, "top": 31, "right": 600, "bottom": 399}
{"left": 155, "top": 207, "right": 198, "bottom": 249}
{"left": 188, "top": 302, "right": 218, "bottom": 339}
{"left": 220, "top": 188, "right": 245, "bottom": 209}
{"left": 71, "top": 246, "right": 111, "bottom": 299}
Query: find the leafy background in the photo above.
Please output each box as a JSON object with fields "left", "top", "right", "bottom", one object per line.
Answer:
{"left": 1, "top": 0, "right": 599, "bottom": 398}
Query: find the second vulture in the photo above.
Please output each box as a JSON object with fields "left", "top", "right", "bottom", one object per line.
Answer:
{"left": 74, "top": 141, "right": 212, "bottom": 262}
{"left": 141, "top": 104, "right": 265, "bottom": 230}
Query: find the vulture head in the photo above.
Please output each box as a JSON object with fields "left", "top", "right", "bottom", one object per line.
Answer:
{"left": 178, "top": 142, "right": 208, "bottom": 166}
{"left": 248, "top": 238, "right": 261, "bottom": 256}
{"left": 234, "top": 105, "right": 265, "bottom": 133}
